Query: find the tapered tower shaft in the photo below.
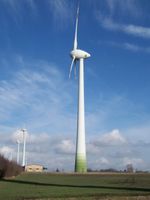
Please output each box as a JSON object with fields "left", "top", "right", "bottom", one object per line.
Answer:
{"left": 22, "top": 129, "right": 26, "bottom": 167}
{"left": 17, "top": 142, "right": 20, "bottom": 164}
{"left": 75, "top": 58, "right": 87, "bottom": 172}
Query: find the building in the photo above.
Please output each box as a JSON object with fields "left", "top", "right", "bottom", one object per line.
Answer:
{"left": 25, "top": 164, "right": 44, "bottom": 172}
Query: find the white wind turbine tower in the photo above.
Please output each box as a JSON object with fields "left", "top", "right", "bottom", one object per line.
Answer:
{"left": 16, "top": 129, "right": 21, "bottom": 164}
{"left": 21, "top": 128, "right": 27, "bottom": 167}
{"left": 69, "top": 5, "right": 91, "bottom": 172}
{"left": 17, "top": 139, "right": 20, "bottom": 164}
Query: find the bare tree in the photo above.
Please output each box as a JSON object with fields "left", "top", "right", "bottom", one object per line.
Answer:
{"left": 0, "top": 154, "right": 23, "bottom": 178}
{"left": 126, "top": 164, "right": 134, "bottom": 173}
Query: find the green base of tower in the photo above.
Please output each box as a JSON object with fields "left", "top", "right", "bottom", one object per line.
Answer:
{"left": 75, "top": 155, "right": 87, "bottom": 173}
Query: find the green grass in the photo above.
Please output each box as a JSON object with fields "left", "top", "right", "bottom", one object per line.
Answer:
{"left": 0, "top": 173, "right": 150, "bottom": 200}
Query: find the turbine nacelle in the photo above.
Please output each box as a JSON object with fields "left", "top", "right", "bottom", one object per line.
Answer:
{"left": 71, "top": 49, "right": 91, "bottom": 60}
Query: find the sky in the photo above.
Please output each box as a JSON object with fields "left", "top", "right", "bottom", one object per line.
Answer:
{"left": 0, "top": 0, "right": 150, "bottom": 172}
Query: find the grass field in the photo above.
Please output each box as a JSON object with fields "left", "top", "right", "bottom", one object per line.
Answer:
{"left": 0, "top": 172, "right": 150, "bottom": 200}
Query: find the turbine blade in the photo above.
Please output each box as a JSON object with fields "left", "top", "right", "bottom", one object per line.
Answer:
{"left": 73, "top": 4, "right": 79, "bottom": 50}
{"left": 74, "top": 60, "right": 77, "bottom": 79}
{"left": 69, "top": 57, "right": 75, "bottom": 78}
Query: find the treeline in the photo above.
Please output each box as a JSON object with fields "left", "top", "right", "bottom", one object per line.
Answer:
{"left": 87, "top": 168, "right": 122, "bottom": 173}
{"left": 0, "top": 154, "right": 23, "bottom": 178}
{"left": 87, "top": 168, "right": 149, "bottom": 173}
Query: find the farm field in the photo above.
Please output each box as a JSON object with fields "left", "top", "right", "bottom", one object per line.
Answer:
{"left": 0, "top": 173, "right": 150, "bottom": 200}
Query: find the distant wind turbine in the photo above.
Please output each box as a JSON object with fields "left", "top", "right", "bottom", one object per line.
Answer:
{"left": 21, "top": 128, "right": 27, "bottom": 167}
{"left": 69, "top": 4, "right": 91, "bottom": 172}
{"left": 15, "top": 128, "right": 21, "bottom": 164}
{"left": 17, "top": 139, "right": 20, "bottom": 164}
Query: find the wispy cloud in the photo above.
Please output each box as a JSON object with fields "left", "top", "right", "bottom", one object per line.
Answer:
{"left": 2, "top": 0, "right": 37, "bottom": 13}
{"left": 94, "top": 129, "right": 127, "bottom": 146}
{"left": 1, "top": 0, "right": 20, "bottom": 12}
{"left": 105, "top": 0, "right": 141, "bottom": 18}
{"left": 122, "top": 43, "right": 143, "bottom": 52}
{"left": 104, "top": 41, "right": 150, "bottom": 53}
{"left": 0, "top": 0, "right": 72, "bottom": 25}
{"left": 26, "top": 0, "right": 37, "bottom": 12}
{"left": 1, "top": 56, "right": 141, "bottom": 135}
{"left": 0, "top": 57, "right": 76, "bottom": 135}
{"left": 97, "top": 17, "right": 150, "bottom": 39}
{"left": 0, "top": 0, "right": 38, "bottom": 22}
{"left": 47, "top": 0, "right": 73, "bottom": 27}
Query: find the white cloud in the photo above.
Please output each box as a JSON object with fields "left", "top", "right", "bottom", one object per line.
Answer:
{"left": 87, "top": 142, "right": 101, "bottom": 154}
{"left": 0, "top": 58, "right": 76, "bottom": 134}
{"left": 0, "top": 146, "right": 13, "bottom": 154}
{"left": 96, "top": 157, "right": 110, "bottom": 165}
{"left": 106, "top": 0, "right": 141, "bottom": 18}
{"left": 123, "top": 157, "right": 145, "bottom": 168}
{"left": 47, "top": 0, "right": 72, "bottom": 26}
{"left": 104, "top": 41, "right": 150, "bottom": 54}
{"left": 87, "top": 156, "right": 110, "bottom": 170}
{"left": 28, "top": 133, "right": 50, "bottom": 144}
{"left": 97, "top": 16, "right": 150, "bottom": 39}
{"left": 124, "top": 24, "right": 150, "bottom": 39}
{"left": 0, "top": 0, "right": 72, "bottom": 25}
{"left": 123, "top": 43, "right": 150, "bottom": 53}
{"left": 94, "top": 129, "right": 127, "bottom": 146}
{"left": 0, "top": 146, "right": 14, "bottom": 160}
{"left": 121, "top": 43, "right": 141, "bottom": 52}
{"left": 54, "top": 139, "right": 75, "bottom": 154}
{"left": 0, "top": 0, "right": 38, "bottom": 23}
{"left": 0, "top": 0, "right": 71, "bottom": 35}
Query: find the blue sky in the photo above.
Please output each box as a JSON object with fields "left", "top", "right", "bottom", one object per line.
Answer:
{"left": 0, "top": 0, "right": 150, "bottom": 171}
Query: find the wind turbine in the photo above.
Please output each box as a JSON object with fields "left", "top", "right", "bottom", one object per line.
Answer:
{"left": 17, "top": 139, "right": 20, "bottom": 164}
{"left": 69, "top": 5, "right": 91, "bottom": 173}
{"left": 15, "top": 128, "right": 21, "bottom": 164}
{"left": 21, "top": 128, "right": 27, "bottom": 167}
